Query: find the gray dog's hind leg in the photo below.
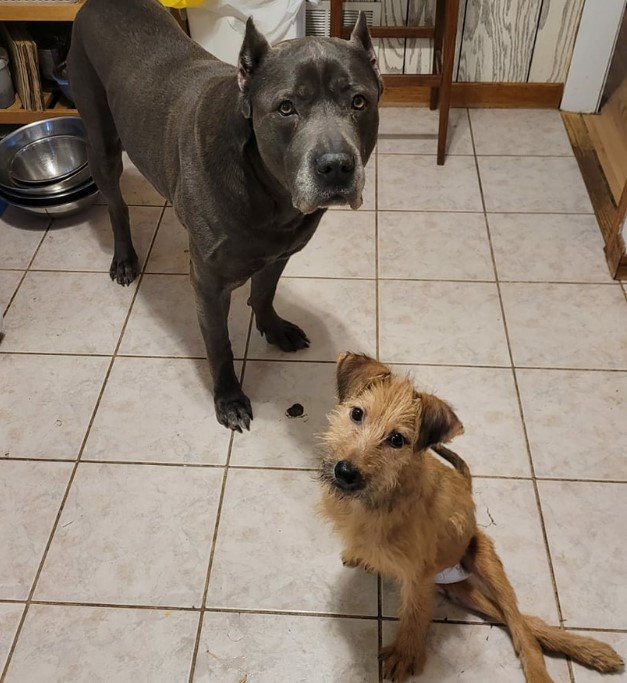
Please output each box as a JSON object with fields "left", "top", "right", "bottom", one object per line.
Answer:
{"left": 190, "top": 261, "right": 253, "bottom": 432}
{"left": 249, "top": 258, "right": 310, "bottom": 352}
{"left": 67, "top": 48, "right": 138, "bottom": 286}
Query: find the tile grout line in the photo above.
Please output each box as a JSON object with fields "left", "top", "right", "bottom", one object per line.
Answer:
{"left": 0, "top": 204, "right": 168, "bottom": 683}
{"left": 467, "top": 113, "right": 576, "bottom": 683}
{"left": 4, "top": 595, "right": 627, "bottom": 633}
{"left": 1, "top": 217, "right": 52, "bottom": 319}
{"left": 4, "top": 455, "right": 627, "bottom": 485}
{"left": 187, "top": 304, "right": 254, "bottom": 682}
{"left": 3, "top": 351, "right": 627, "bottom": 373}
{"left": 374, "top": 142, "right": 384, "bottom": 683}
{"left": 6, "top": 268, "right": 623, "bottom": 287}
{"left": 186, "top": 434, "right": 234, "bottom": 683}
{"left": 374, "top": 144, "right": 380, "bottom": 364}
{"left": 375, "top": 151, "right": 576, "bottom": 159}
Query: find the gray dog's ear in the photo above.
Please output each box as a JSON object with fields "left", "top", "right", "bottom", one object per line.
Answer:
{"left": 350, "top": 12, "right": 383, "bottom": 95}
{"left": 336, "top": 352, "right": 391, "bottom": 402}
{"left": 238, "top": 17, "right": 270, "bottom": 117}
{"left": 414, "top": 392, "right": 464, "bottom": 452}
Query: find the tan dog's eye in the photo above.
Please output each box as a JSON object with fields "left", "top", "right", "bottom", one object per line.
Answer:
{"left": 386, "top": 432, "right": 406, "bottom": 449}
{"left": 350, "top": 407, "right": 364, "bottom": 423}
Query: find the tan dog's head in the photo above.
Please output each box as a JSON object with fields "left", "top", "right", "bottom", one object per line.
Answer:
{"left": 320, "top": 352, "right": 463, "bottom": 508}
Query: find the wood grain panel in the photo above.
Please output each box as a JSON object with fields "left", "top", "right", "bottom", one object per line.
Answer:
{"left": 404, "top": 0, "right": 435, "bottom": 74}
{"left": 379, "top": 0, "right": 408, "bottom": 74}
{"left": 457, "top": 0, "right": 543, "bottom": 82}
{"left": 381, "top": 81, "right": 563, "bottom": 107}
{"left": 528, "top": 0, "right": 585, "bottom": 82}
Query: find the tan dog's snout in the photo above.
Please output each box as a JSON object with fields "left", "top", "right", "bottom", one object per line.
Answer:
{"left": 332, "top": 459, "right": 365, "bottom": 491}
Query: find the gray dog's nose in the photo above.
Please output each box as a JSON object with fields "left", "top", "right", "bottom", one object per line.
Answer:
{"left": 315, "top": 153, "right": 355, "bottom": 185}
{"left": 334, "top": 460, "right": 363, "bottom": 490}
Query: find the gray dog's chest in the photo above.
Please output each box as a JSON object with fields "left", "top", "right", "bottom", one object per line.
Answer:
{"left": 187, "top": 206, "right": 323, "bottom": 280}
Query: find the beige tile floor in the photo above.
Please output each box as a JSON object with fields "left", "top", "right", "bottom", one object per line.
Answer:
{"left": 0, "top": 108, "right": 626, "bottom": 683}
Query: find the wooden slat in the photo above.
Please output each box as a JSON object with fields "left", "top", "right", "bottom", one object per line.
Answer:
{"left": 0, "top": 104, "right": 78, "bottom": 125}
{"left": 381, "top": 80, "right": 563, "bottom": 107}
{"left": 607, "top": 183, "right": 627, "bottom": 278}
{"left": 457, "top": 0, "right": 542, "bottom": 82}
{"left": 528, "top": 0, "right": 585, "bottom": 82}
{"left": 0, "top": 1, "right": 84, "bottom": 21}
{"left": 379, "top": 0, "right": 408, "bottom": 75}
{"left": 404, "top": 0, "right": 436, "bottom": 76}
{"left": 383, "top": 73, "right": 441, "bottom": 88}
{"left": 341, "top": 25, "right": 434, "bottom": 39}
{"left": 561, "top": 111, "right": 625, "bottom": 280}
{"left": 584, "top": 78, "right": 627, "bottom": 204}
{"left": 452, "top": 0, "right": 467, "bottom": 78}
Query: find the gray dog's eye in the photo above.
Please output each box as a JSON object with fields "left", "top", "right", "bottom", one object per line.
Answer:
{"left": 352, "top": 95, "right": 367, "bottom": 111}
{"left": 350, "top": 407, "right": 364, "bottom": 423}
{"left": 387, "top": 432, "right": 406, "bottom": 449}
{"left": 278, "top": 100, "right": 295, "bottom": 116}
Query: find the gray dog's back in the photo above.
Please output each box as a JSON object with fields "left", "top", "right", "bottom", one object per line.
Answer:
{"left": 71, "top": 0, "right": 237, "bottom": 197}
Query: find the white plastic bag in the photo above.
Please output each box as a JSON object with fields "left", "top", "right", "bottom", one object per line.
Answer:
{"left": 187, "top": 0, "right": 318, "bottom": 65}
{"left": 205, "top": 0, "right": 314, "bottom": 45}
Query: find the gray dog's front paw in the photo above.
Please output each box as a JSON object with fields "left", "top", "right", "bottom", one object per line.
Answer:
{"left": 258, "top": 316, "right": 310, "bottom": 352}
{"left": 214, "top": 391, "right": 253, "bottom": 432}
{"left": 110, "top": 255, "right": 139, "bottom": 286}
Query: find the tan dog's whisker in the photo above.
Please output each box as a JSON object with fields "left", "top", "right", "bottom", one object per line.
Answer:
{"left": 319, "top": 352, "right": 624, "bottom": 683}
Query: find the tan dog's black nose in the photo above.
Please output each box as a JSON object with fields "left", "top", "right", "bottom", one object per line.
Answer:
{"left": 334, "top": 460, "right": 363, "bottom": 490}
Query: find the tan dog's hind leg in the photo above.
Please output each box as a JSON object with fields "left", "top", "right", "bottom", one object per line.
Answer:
{"left": 464, "top": 532, "right": 553, "bottom": 683}
{"left": 441, "top": 580, "right": 624, "bottom": 674}
{"left": 381, "top": 578, "right": 434, "bottom": 682}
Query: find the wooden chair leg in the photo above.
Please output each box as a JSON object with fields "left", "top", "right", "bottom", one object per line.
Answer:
{"left": 330, "top": 0, "right": 343, "bottom": 38}
{"left": 437, "top": 0, "right": 459, "bottom": 165}
{"left": 430, "top": 0, "right": 446, "bottom": 110}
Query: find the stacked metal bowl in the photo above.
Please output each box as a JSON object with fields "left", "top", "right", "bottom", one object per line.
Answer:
{"left": 0, "top": 116, "right": 98, "bottom": 217}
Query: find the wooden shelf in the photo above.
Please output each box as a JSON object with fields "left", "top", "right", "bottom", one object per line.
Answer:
{"left": 0, "top": 3, "right": 83, "bottom": 123}
{"left": 0, "top": 93, "right": 77, "bottom": 124}
{"left": 0, "top": 1, "right": 84, "bottom": 22}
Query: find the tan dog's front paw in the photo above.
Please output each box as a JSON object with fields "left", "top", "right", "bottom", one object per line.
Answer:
{"left": 341, "top": 553, "right": 361, "bottom": 568}
{"left": 380, "top": 643, "right": 425, "bottom": 681}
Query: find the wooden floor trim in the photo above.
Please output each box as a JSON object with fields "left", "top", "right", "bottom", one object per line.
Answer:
{"left": 381, "top": 81, "right": 564, "bottom": 108}
{"left": 562, "top": 112, "right": 626, "bottom": 280}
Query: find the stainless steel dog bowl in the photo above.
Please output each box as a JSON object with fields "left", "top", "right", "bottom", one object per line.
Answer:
{"left": 0, "top": 117, "right": 88, "bottom": 192}
{"left": 10, "top": 135, "right": 87, "bottom": 185}
{"left": 0, "top": 177, "right": 95, "bottom": 202}
{"left": 0, "top": 164, "right": 92, "bottom": 197}
{"left": 0, "top": 182, "right": 99, "bottom": 218}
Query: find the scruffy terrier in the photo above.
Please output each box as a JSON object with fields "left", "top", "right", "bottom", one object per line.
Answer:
{"left": 319, "top": 352, "right": 624, "bottom": 682}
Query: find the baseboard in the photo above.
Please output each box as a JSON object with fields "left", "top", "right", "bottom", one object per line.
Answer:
{"left": 380, "top": 80, "right": 564, "bottom": 108}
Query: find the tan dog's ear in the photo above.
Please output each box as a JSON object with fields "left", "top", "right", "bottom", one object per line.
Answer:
{"left": 415, "top": 392, "right": 464, "bottom": 451}
{"left": 336, "top": 352, "right": 391, "bottom": 402}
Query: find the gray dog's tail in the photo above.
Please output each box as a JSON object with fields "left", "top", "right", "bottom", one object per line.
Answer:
{"left": 431, "top": 444, "right": 471, "bottom": 483}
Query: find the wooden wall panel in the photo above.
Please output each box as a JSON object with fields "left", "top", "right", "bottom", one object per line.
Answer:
{"left": 457, "top": 0, "right": 543, "bottom": 81}
{"left": 528, "top": 0, "right": 585, "bottom": 82}
{"left": 378, "top": 0, "right": 408, "bottom": 74}
{"left": 366, "top": 0, "right": 583, "bottom": 83}
{"left": 404, "top": 0, "right": 435, "bottom": 75}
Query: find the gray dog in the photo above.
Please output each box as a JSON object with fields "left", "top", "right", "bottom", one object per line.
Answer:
{"left": 68, "top": 0, "right": 381, "bottom": 431}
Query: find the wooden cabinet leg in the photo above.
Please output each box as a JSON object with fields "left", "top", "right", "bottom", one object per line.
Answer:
{"left": 437, "top": 0, "right": 459, "bottom": 165}
{"left": 430, "top": 0, "right": 446, "bottom": 110}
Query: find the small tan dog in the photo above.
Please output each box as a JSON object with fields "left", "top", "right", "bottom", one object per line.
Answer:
{"left": 319, "top": 353, "right": 624, "bottom": 682}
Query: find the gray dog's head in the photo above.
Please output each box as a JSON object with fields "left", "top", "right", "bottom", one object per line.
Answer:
{"left": 237, "top": 13, "right": 382, "bottom": 214}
